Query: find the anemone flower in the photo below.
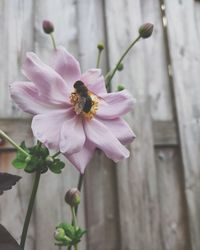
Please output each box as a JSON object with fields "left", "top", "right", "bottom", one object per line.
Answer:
{"left": 10, "top": 46, "right": 135, "bottom": 173}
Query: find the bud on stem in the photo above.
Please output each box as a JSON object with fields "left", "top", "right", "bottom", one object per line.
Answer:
{"left": 42, "top": 20, "right": 54, "bottom": 34}
{"left": 65, "top": 188, "right": 80, "bottom": 207}
{"left": 139, "top": 23, "right": 154, "bottom": 38}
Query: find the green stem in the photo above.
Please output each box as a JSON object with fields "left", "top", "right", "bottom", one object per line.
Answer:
{"left": 96, "top": 50, "right": 102, "bottom": 68}
{"left": 106, "top": 35, "right": 141, "bottom": 85}
{"left": 52, "top": 151, "right": 61, "bottom": 158}
{"left": 71, "top": 206, "right": 78, "bottom": 250}
{"left": 68, "top": 174, "right": 84, "bottom": 250}
{"left": 0, "top": 130, "right": 29, "bottom": 157}
{"left": 20, "top": 168, "right": 41, "bottom": 249}
{"left": 75, "top": 174, "right": 84, "bottom": 215}
{"left": 50, "top": 33, "right": 57, "bottom": 49}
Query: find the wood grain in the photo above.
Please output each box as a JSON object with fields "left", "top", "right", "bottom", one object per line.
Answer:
{"left": 164, "top": 0, "right": 200, "bottom": 249}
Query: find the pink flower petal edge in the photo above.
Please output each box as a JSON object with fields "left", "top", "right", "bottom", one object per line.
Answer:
{"left": 10, "top": 46, "right": 136, "bottom": 173}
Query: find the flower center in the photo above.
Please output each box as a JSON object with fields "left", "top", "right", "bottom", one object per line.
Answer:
{"left": 70, "top": 89, "right": 99, "bottom": 120}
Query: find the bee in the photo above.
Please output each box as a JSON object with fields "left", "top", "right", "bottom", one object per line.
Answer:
{"left": 73, "top": 81, "right": 93, "bottom": 114}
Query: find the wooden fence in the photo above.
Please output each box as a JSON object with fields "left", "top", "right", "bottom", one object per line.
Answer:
{"left": 0, "top": 0, "right": 200, "bottom": 249}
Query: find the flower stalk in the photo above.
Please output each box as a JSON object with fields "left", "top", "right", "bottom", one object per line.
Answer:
{"left": 0, "top": 130, "right": 29, "bottom": 157}
{"left": 50, "top": 33, "right": 57, "bottom": 50}
{"left": 20, "top": 168, "right": 41, "bottom": 249}
{"left": 105, "top": 35, "right": 141, "bottom": 85}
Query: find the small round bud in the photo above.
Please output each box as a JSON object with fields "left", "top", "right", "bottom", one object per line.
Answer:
{"left": 117, "top": 63, "right": 124, "bottom": 71}
{"left": 42, "top": 20, "right": 54, "bottom": 34}
{"left": 97, "top": 42, "right": 104, "bottom": 51}
{"left": 65, "top": 188, "right": 80, "bottom": 207}
{"left": 117, "top": 85, "right": 125, "bottom": 91}
{"left": 54, "top": 228, "right": 66, "bottom": 241}
{"left": 139, "top": 23, "right": 154, "bottom": 39}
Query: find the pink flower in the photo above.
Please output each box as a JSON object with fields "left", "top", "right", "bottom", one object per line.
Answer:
{"left": 10, "top": 46, "right": 135, "bottom": 173}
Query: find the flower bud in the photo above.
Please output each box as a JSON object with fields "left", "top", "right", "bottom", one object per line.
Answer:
{"left": 117, "top": 63, "right": 124, "bottom": 71}
{"left": 117, "top": 85, "right": 125, "bottom": 91}
{"left": 97, "top": 42, "right": 104, "bottom": 51}
{"left": 139, "top": 23, "right": 154, "bottom": 38}
{"left": 54, "top": 228, "right": 66, "bottom": 241}
{"left": 65, "top": 188, "right": 80, "bottom": 207}
{"left": 42, "top": 20, "right": 54, "bottom": 34}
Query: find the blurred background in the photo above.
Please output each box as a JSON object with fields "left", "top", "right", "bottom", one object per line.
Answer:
{"left": 0, "top": 0, "right": 200, "bottom": 249}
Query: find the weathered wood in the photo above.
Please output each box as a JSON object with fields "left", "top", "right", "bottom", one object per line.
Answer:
{"left": 164, "top": 0, "right": 200, "bottom": 249}
{"left": 153, "top": 121, "right": 178, "bottom": 146}
{"left": 105, "top": 1, "right": 163, "bottom": 249}
{"left": 0, "top": 119, "right": 32, "bottom": 149}
{"left": 0, "top": 0, "right": 34, "bottom": 118}
{"left": 155, "top": 147, "right": 190, "bottom": 250}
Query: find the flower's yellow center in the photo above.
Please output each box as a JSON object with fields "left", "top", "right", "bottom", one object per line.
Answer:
{"left": 70, "top": 91, "right": 99, "bottom": 120}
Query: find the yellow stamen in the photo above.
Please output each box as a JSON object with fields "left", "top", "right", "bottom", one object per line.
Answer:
{"left": 70, "top": 91, "right": 99, "bottom": 120}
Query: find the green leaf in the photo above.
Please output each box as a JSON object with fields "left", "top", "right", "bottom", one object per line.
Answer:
{"left": 49, "top": 159, "right": 65, "bottom": 174}
{"left": 12, "top": 159, "right": 27, "bottom": 169}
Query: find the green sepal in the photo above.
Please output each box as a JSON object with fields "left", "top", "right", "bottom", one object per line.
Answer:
{"left": 48, "top": 158, "right": 65, "bottom": 174}
{"left": 12, "top": 141, "right": 29, "bottom": 169}
{"left": 55, "top": 223, "right": 86, "bottom": 246}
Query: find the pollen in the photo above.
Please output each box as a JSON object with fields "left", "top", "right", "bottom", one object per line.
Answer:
{"left": 70, "top": 91, "right": 99, "bottom": 120}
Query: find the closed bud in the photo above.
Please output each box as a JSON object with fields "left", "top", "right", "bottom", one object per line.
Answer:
{"left": 117, "top": 85, "right": 125, "bottom": 91}
{"left": 97, "top": 42, "right": 104, "bottom": 51}
{"left": 139, "top": 23, "right": 154, "bottom": 38}
{"left": 117, "top": 63, "right": 124, "bottom": 71}
{"left": 42, "top": 20, "right": 54, "bottom": 34}
{"left": 54, "top": 228, "right": 66, "bottom": 241}
{"left": 65, "top": 188, "right": 80, "bottom": 207}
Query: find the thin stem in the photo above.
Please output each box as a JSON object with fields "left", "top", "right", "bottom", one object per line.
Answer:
{"left": 0, "top": 130, "right": 29, "bottom": 157}
{"left": 52, "top": 151, "right": 61, "bottom": 158}
{"left": 71, "top": 206, "right": 78, "bottom": 250}
{"left": 68, "top": 174, "right": 84, "bottom": 250}
{"left": 20, "top": 169, "right": 41, "bottom": 249}
{"left": 50, "top": 33, "right": 56, "bottom": 50}
{"left": 71, "top": 206, "right": 77, "bottom": 228}
{"left": 75, "top": 174, "right": 84, "bottom": 215}
{"left": 106, "top": 35, "right": 141, "bottom": 86}
{"left": 96, "top": 50, "right": 102, "bottom": 68}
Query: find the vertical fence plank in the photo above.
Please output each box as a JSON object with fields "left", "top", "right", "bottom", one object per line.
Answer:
{"left": 33, "top": 1, "right": 87, "bottom": 250}
{"left": 164, "top": 1, "right": 200, "bottom": 249}
{"left": 77, "top": 1, "right": 120, "bottom": 249}
{"left": 0, "top": 0, "right": 34, "bottom": 118}
{"left": 105, "top": 1, "right": 162, "bottom": 249}
{"left": 0, "top": 0, "right": 35, "bottom": 249}
{"left": 141, "top": 0, "right": 191, "bottom": 249}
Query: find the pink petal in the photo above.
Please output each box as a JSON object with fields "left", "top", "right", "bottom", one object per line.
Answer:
{"left": 22, "top": 52, "right": 70, "bottom": 104}
{"left": 84, "top": 118, "right": 130, "bottom": 162}
{"left": 65, "top": 140, "right": 95, "bottom": 173}
{"left": 53, "top": 46, "right": 81, "bottom": 88}
{"left": 60, "top": 116, "right": 85, "bottom": 154}
{"left": 32, "top": 108, "right": 74, "bottom": 150}
{"left": 97, "top": 117, "right": 136, "bottom": 144}
{"left": 96, "top": 90, "right": 135, "bottom": 119}
{"left": 81, "top": 69, "right": 107, "bottom": 95}
{"left": 10, "top": 81, "right": 68, "bottom": 115}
